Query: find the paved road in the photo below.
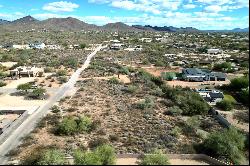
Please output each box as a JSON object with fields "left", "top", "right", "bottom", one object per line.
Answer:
{"left": 0, "top": 44, "right": 105, "bottom": 164}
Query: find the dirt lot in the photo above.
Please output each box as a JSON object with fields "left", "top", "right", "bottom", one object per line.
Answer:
{"left": 166, "top": 80, "right": 230, "bottom": 89}
{"left": 143, "top": 67, "right": 181, "bottom": 77}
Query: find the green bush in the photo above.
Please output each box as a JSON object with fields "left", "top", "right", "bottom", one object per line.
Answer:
{"left": 95, "top": 144, "right": 116, "bottom": 165}
{"left": 51, "top": 105, "right": 60, "bottom": 113}
{"left": 216, "top": 99, "right": 233, "bottom": 111}
{"left": 74, "top": 145, "right": 116, "bottom": 165}
{"left": 30, "top": 88, "right": 46, "bottom": 99}
{"left": 108, "top": 77, "right": 120, "bottom": 84}
{"left": 88, "top": 137, "right": 109, "bottom": 149}
{"left": 56, "top": 117, "right": 78, "bottom": 135}
{"left": 21, "top": 148, "right": 65, "bottom": 165}
{"left": 168, "top": 106, "right": 183, "bottom": 116}
{"left": 74, "top": 150, "right": 102, "bottom": 165}
{"left": 170, "top": 126, "right": 182, "bottom": 137}
{"left": 150, "top": 87, "right": 164, "bottom": 97}
{"left": 44, "top": 67, "right": 54, "bottom": 73}
{"left": 57, "top": 76, "right": 68, "bottom": 83}
{"left": 0, "top": 81, "right": 7, "bottom": 87}
{"left": 137, "top": 97, "right": 155, "bottom": 110}
{"left": 76, "top": 116, "right": 93, "bottom": 133}
{"left": 161, "top": 72, "right": 176, "bottom": 81}
{"left": 56, "top": 69, "right": 67, "bottom": 76}
{"left": 140, "top": 150, "right": 170, "bottom": 165}
{"left": 17, "top": 83, "right": 32, "bottom": 93}
{"left": 37, "top": 149, "right": 66, "bottom": 165}
{"left": 202, "top": 127, "right": 246, "bottom": 164}
{"left": 126, "top": 85, "right": 138, "bottom": 94}
{"left": 229, "top": 76, "right": 249, "bottom": 90}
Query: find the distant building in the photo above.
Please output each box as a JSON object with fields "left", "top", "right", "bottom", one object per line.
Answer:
{"left": 13, "top": 45, "right": 30, "bottom": 50}
{"left": 207, "top": 48, "right": 222, "bottom": 55}
{"left": 10, "top": 66, "right": 44, "bottom": 78}
{"left": 139, "top": 38, "right": 152, "bottom": 43}
{"left": 110, "top": 43, "right": 124, "bottom": 50}
{"left": 182, "top": 68, "right": 227, "bottom": 82}
{"left": 29, "top": 42, "right": 46, "bottom": 49}
{"left": 197, "top": 89, "right": 224, "bottom": 104}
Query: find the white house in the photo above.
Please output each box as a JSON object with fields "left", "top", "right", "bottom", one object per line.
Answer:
{"left": 29, "top": 42, "right": 46, "bottom": 49}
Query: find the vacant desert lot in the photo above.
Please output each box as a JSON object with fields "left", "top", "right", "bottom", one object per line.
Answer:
{"left": 116, "top": 158, "right": 210, "bottom": 165}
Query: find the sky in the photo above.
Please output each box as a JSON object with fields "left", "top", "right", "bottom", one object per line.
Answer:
{"left": 0, "top": 0, "right": 249, "bottom": 30}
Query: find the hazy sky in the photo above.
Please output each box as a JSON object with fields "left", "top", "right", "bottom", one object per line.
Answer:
{"left": 0, "top": 0, "right": 249, "bottom": 30}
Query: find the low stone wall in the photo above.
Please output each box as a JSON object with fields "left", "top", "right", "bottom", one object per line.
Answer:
{"left": 209, "top": 108, "right": 231, "bottom": 128}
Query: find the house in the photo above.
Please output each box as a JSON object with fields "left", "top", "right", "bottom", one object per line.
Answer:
{"left": 139, "top": 38, "right": 152, "bottom": 43}
{"left": 207, "top": 48, "right": 222, "bottom": 55}
{"left": 182, "top": 68, "right": 227, "bottom": 82}
{"left": 10, "top": 66, "right": 44, "bottom": 78}
{"left": 197, "top": 89, "right": 224, "bottom": 104}
{"left": 110, "top": 43, "right": 124, "bottom": 50}
{"left": 29, "top": 42, "right": 46, "bottom": 49}
{"left": 13, "top": 45, "right": 30, "bottom": 50}
{"left": 46, "top": 45, "right": 62, "bottom": 50}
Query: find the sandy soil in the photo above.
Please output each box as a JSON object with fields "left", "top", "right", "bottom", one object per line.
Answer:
{"left": 0, "top": 114, "right": 19, "bottom": 121}
{"left": 144, "top": 67, "right": 181, "bottom": 77}
{"left": 0, "top": 95, "right": 47, "bottom": 107}
{"left": 170, "top": 159, "right": 209, "bottom": 165}
{"left": 4, "top": 78, "right": 36, "bottom": 89}
{"left": 116, "top": 158, "right": 210, "bottom": 165}
{"left": 116, "top": 158, "right": 139, "bottom": 165}
{"left": 0, "top": 62, "right": 18, "bottom": 68}
{"left": 217, "top": 109, "right": 249, "bottom": 132}
{"left": 166, "top": 80, "right": 230, "bottom": 88}
{"left": 79, "top": 75, "right": 131, "bottom": 84}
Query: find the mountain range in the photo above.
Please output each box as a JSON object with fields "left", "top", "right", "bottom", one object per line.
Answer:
{"left": 0, "top": 15, "right": 248, "bottom": 33}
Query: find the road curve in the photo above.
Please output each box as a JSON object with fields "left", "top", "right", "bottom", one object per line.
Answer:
{"left": 0, "top": 44, "right": 105, "bottom": 164}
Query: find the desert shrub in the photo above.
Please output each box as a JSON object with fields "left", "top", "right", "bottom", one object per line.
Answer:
{"left": 29, "top": 88, "right": 46, "bottom": 99}
{"left": 74, "top": 145, "right": 116, "bottom": 165}
{"left": 0, "top": 81, "right": 6, "bottom": 87}
{"left": 184, "top": 116, "right": 201, "bottom": 134}
{"left": 175, "top": 91, "right": 210, "bottom": 115}
{"left": 56, "top": 69, "right": 67, "bottom": 76}
{"left": 88, "top": 137, "right": 109, "bottom": 149}
{"left": 229, "top": 76, "right": 249, "bottom": 90}
{"left": 238, "top": 88, "right": 249, "bottom": 105}
{"left": 109, "top": 135, "right": 119, "bottom": 142}
{"left": 56, "top": 117, "right": 78, "bottom": 135}
{"left": 57, "top": 76, "right": 68, "bottom": 83}
{"left": 224, "top": 95, "right": 237, "bottom": 104}
{"left": 119, "top": 66, "right": 130, "bottom": 75}
{"left": 44, "top": 67, "right": 54, "bottom": 73}
{"left": 17, "top": 83, "right": 32, "bottom": 93}
{"left": 202, "top": 127, "right": 246, "bottom": 164}
{"left": 140, "top": 150, "right": 170, "bottom": 165}
{"left": 126, "top": 85, "right": 138, "bottom": 94}
{"left": 74, "top": 150, "right": 102, "bottom": 165}
{"left": 136, "top": 97, "right": 155, "bottom": 110}
{"left": 21, "top": 148, "right": 65, "bottom": 165}
{"left": 95, "top": 144, "right": 116, "bottom": 165}
{"left": 167, "top": 106, "right": 183, "bottom": 116}
{"left": 76, "top": 116, "right": 92, "bottom": 133}
{"left": 37, "top": 149, "right": 66, "bottom": 165}
{"left": 216, "top": 100, "right": 233, "bottom": 111}
{"left": 161, "top": 72, "right": 176, "bottom": 81}
{"left": 170, "top": 126, "right": 182, "bottom": 138}
{"left": 108, "top": 77, "right": 120, "bottom": 84}
{"left": 51, "top": 105, "right": 60, "bottom": 113}
{"left": 150, "top": 87, "right": 164, "bottom": 97}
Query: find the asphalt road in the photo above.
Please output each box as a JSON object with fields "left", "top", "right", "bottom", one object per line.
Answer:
{"left": 0, "top": 44, "right": 105, "bottom": 164}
